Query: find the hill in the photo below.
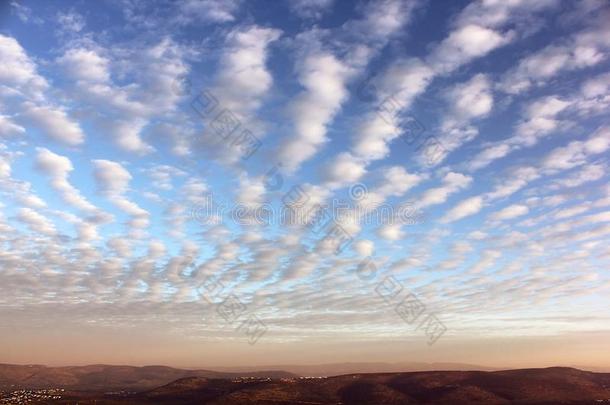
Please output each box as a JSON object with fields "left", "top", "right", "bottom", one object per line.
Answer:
{"left": 0, "top": 363, "right": 294, "bottom": 391}
{"left": 17, "top": 366, "right": 610, "bottom": 404}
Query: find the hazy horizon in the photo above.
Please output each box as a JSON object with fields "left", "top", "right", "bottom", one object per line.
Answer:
{"left": 3, "top": 330, "right": 610, "bottom": 371}
{"left": 1, "top": 0, "right": 609, "bottom": 377}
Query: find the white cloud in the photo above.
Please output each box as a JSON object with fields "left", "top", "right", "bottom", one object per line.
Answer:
{"left": 469, "top": 95, "right": 571, "bottom": 170}
{"left": 490, "top": 204, "right": 529, "bottom": 221}
{"left": 468, "top": 143, "right": 511, "bottom": 171}
{"left": 107, "top": 237, "right": 132, "bottom": 258}
{"left": 322, "top": 152, "right": 367, "bottom": 188}
{"left": 16, "top": 207, "right": 56, "bottom": 236}
{"left": 542, "top": 127, "right": 610, "bottom": 171}
{"left": 554, "top": 205, "right": 590, "bottom": 220}
{"left": 93, "top": 160, "right": 149, "bottom": 231}
{"left": 21, "top": 102, "right": 85, "bottom": 146}
{"left": 419, "top": 172, "right": 472, "bottom": 208}
{"left": 103, "top": 119, "right": 153, "bottom": 155}
{"left": 281, "top": 0, "right": 418, "bottom": 173}
{"left": 0, "top": 34, "right": 48, "bottom": 98}
{"left": 376, "top": 223, "right": 404, "bottom": 240}
{"left": 57, "top": 10, "right": 86, "bottom": 32}
{"left": 196, "top": 26, "right": 280, "bottom": 164}
{"left": 0, "top": 114, "right": 25, "bottom": 137}
{"left": 56, "top": 39, "right": 189, "bottom": 154}
{"left": 236, "top": 174, "right": 266, "bottom": 208}
{"left": 551, "top": 163, "right": 606, "bottom": 189}
{"left": 353, "top": 239, "right": 374, "bottom": 256}
{"left": 468, "top": 249, "right": 502, "bottom": 274}
{"left": 514, "top": 96, "right": 571, "bottom": 146}
{"left": 35, "top": 148, "right": 98, "bottom": 213}
{"left": 429, "top": 73, "right": 493, "bottom": 164}
{"left": 574, "top": 73, "right": 610, "bottom": 117}
{"left": 446, "top": 73, "right": 493, "bottom": 121}
{"left": 351, "top": 110, "right": 401, "bottom": 162}
{"left": 357, "top": 0, "right": 416, "bottom": 41}
{"left": 482, "top": 127, "right": 608, "bottom": 206}
{"left": 145, "top": 165, "right": 186, "bottom": 190}
{"left": 290, "top": 0, "right": 334, "bottom": 19}
{"left": 181, "top": 178, "right": 209, "bottom": 205}
{"left": 130, "top": 38, "right": 189, "bottom": 118}
{"left": 373, "top": 166, "right": 421, "bottom": 197}
{"left": 454, "top": 0, "right": 558, "bottom": 29}
{"left": 584, "top": 126, "right": 610, "bottom": 154}
{"left": 215, "top": 26, "right": 281, "bottom": 115}
{"left": 92, "top": 160, "right": 132, "bottom": 196}
{"left": 499, "top": 17, "right": 610, "bottom": 94}
{"left": 581, "top": 72, "right": 610, "bottom": 98}
{"left": 176, "top": 0, "right": 241, "bottom": 23}
{"left": 428, "top": 24, "right": 510, "bottom": 74}
{"left": 10, "top": 1, "right": 37, "bottom": 23}
{"left": 349, "top": 0, "right": 553, "bottom": 170}
{"left": 369, "top": 57, "right": 434, "bottom": 115}
{"left": 17, "top": 194, "right": 46, "bottom": 209}
{"left": 57, "top": 48, "right": 110, "bottom": 83}
{"left": 0, "top": 155, "right": 11, "bottom": 178}
{"left": 468, "top": 230, "right": 488, "bottom": 240}
{"left": 441, "top": 196, "right": 484, "bottom": 223}
{"left": 279, "top": 52, "right": 350, "bottom": 173}
{"left": 486, "top": 166, "right": 540, "bottom": 200}
{"left": 351, "top": 58, "right": 433, "bottom": 164}
{"left": 148, "top": 240, "right": 167, "bottom": 259}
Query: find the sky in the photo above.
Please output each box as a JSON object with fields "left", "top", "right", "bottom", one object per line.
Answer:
{"left": 0, "top": 0, "right": 609, "bottom": 370}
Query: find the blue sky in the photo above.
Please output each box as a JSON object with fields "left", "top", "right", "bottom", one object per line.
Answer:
{"left": 0, "top": 0, "right": 609, "bottom": 367}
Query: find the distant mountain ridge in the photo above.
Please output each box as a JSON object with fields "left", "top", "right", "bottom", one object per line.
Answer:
{"left": 209, "top": 361, "right": 499, "bottom": 376}
{"left": 0, "top": 363, "right": 295, "bottom": 391}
